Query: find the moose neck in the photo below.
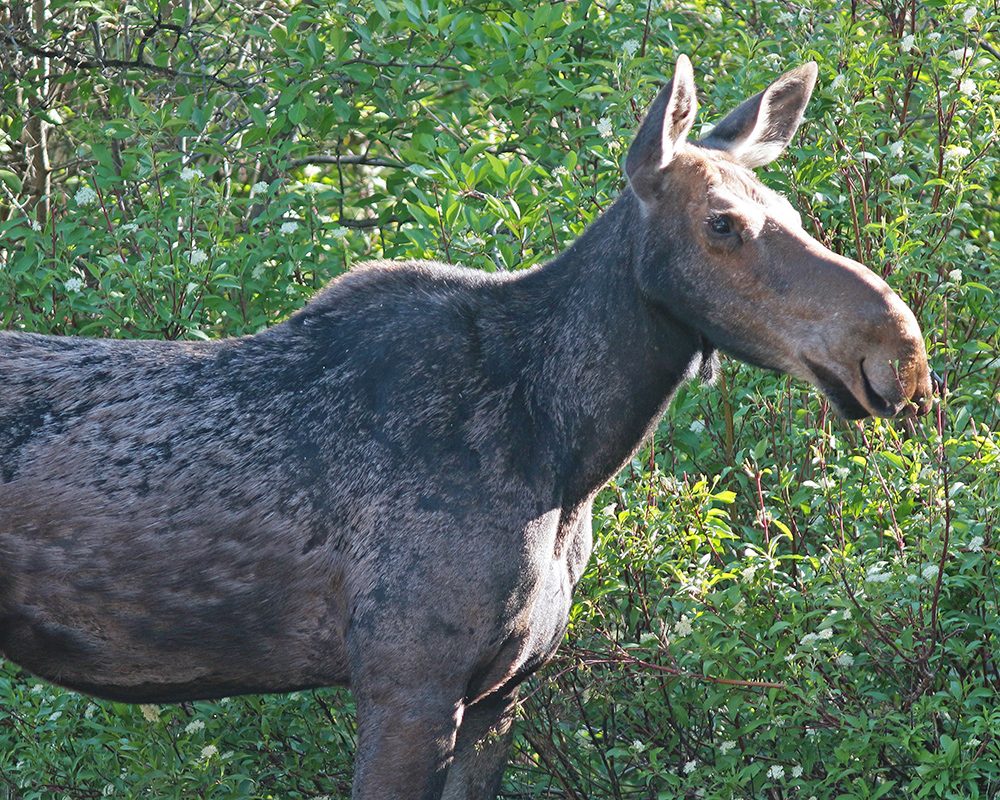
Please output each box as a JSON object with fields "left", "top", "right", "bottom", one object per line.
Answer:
{"left": 509, "top": 188, "right": 704, "bottom": 506}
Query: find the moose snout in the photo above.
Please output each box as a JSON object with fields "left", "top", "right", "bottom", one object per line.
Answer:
{"left": 791, "top": 240, "right": 933, "bottom": 421}
{"left": 861, "top": 285, "right": 934, "bottom": 419}
{"left": 860, "top": 349, "right": 933, "bottom": 419}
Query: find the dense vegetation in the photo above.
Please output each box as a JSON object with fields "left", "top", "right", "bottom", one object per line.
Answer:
{"left": 2, "top": 0, "right": 999, "bottom": 797}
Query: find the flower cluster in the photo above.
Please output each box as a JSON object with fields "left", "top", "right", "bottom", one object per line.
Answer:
{"left": 198, "top": 744, "right": 218, "bottom": 763}
{"left": 799, "top": 628, "right": 834, "bottom": 647}
{"left": 74, "top": 186, "right": 98, "bottom": 205}
{"left": 674, "top": 615, "right": 694, "bottom": 636}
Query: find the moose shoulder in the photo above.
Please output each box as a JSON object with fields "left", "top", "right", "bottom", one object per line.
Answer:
{"left": 0, "top": 57, "right": 931, "bottom": 800}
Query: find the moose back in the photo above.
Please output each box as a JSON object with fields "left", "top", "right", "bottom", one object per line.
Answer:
{"left": 0, "top": 57, "right": 931, "bottom": 799}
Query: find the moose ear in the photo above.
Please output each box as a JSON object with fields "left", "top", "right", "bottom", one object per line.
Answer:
{"left": 699, "top": 62, "right": 818, "bottom": 168}
{"left": 625, "top": 55, "right": 698, "bottom": 201}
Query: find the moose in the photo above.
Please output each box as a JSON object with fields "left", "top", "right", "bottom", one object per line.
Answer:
{"left": 0, "top": 57, "right": 931, "bottom": 798}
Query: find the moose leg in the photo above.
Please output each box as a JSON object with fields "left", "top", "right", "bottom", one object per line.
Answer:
{"left": 350, "top": 682, "right": 463, "bottom": 800}
{"left": 441, "top": 689, "right": 519, "bottom": 800}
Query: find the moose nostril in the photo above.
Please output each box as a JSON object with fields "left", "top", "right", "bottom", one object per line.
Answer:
{"left": 859, "top": 361, "right": 899, "bottom": 417}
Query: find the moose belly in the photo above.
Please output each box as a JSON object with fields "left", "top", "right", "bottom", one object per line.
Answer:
{"left": 0, "top": 488, "right": 352, "bottom": 702}
{"left": 0, "top": 563, "right": 352, "bottom": 703}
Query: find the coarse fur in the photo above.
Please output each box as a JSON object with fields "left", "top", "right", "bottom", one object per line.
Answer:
{"left": 0, "top": 57, "right": 931, "bottom": 799}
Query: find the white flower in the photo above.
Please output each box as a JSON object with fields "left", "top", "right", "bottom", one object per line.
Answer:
{"left": 831, "top": 74, "right": 847, "bottom": 90}
{"left": 597, "top": 117, "right": 613, "bottom": 139}
{"left": 963, "top": 242, "right": 978, "bottom": 256}
{"left": 800, "top": 632, "right": 817, "bottom": 646}
{"left": 330, "top": 226, "right": 350, "bottom": 241}
{"left": 733, "top": 598, "right": 747, "bottom": 616}
{"left": 836, "top": 652, "right": 855, "bottom": 667}
{"left": 949, "top": 47, "right": 975, "bottom": 62}
{"left": 706, "top": 7, "right": 722, "bottom": 25}
{"left": 960, "top": 79, "right": 977, "bottom": 96}
{"left": 866, "top": 571, "right": 891, "bottom": 583}
{"left": 922, "top": 563, "right": 940, "bottom": 581}
{"left": 188, "top": 248, "right": 208, "bottom": 266}
{"left": 689, "top": 419, "right": 706, "bottom": 434}
{"left": 29, "top": 219, "right": 41, "bottom": 231}
{"left": 949, "top": 269, "right": 963, "bottom": 283}
{"left": 818, "top": 627, "right": 834, "bottom": 640}
{"left": 889, "top": 174, "right": 910, "bottom": 186}
{"left": 778, "top": 11, "right": 795, "bottom": 24}
{"left": 674, "top": 615, "right": 694, "bottom": 636}
{"left": 84, "top": 703, "right": 97, "bottom": 719}
{"left": 140, "top": 704, "right": 160, "bottom": 723}
{"left": 888, "top": 140, "right": 905, "bottom": 158}
{"left": 250, "top": 181, "right": 269, "bottom": 198}
{"left": 768, "top": 764, "right": 785, "bottom": 780}
{"left": 632, "top": 739, "right": 646, "bottom": 752}
{"left": 75, "top": 186, "right": 98, "bottom": 205}
{"left": 280, "top": 220, "right": 299, "bottom": 235}
{"left": 792, "top": 765, "right": 804, "bottom": 778}
{"left": 180, "top": 166, "right": 204, "bottom": 181}
{"left": 963, "top": 6, "right": 978, "bottom": 23}
{"left": 185, "top": 720, "right": 206, "bottom": 734}
{"left": 198, "top": 744, "right": 218, "bottom": 763}
{"left": 64, "top": 277, "right": 84, "bottom": 293}
{"left": 622, "top": 39, "right": 640, "bottom": 59}
{"left": 968, "top": 536, "right": 985, "bottom": 552}
{"left": 900, "top": 34, "right": 916, "bottom": 53}
{"left": 684, "top": 759, "right": 698, "bottom": 774}
{"left": 719, "top": 740, "right": 737, "bottom": 755}
{"left": 944, "top": 145, "right": 971, "bottom": 166}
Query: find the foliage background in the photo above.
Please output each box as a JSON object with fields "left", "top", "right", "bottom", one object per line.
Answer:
{"left": 2, "top": 0, "right": 999, "bottom": 797}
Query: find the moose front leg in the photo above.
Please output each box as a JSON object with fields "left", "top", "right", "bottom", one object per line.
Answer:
{"left": 351, "top": 679, "right": 463, "bottom": 800}
{"left": 441, "top": 689, "right": 519, "bottom": 800}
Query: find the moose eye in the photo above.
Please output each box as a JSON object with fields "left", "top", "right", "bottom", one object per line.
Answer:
{"left": 708, "top": 215, "right": 733, "bottom": 236}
